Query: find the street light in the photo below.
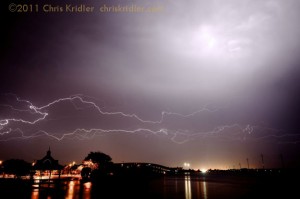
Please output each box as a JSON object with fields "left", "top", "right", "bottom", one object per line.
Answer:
{"left": 184, "top": 162, "right": 190, "bottom": 168}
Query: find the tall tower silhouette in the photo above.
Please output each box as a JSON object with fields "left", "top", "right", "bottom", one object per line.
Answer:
{"left": 261, "top": 154, "right": 264, "bottom": 169}
{"left": 280, "top": 154, "right": 285, "bottom": 169}
{"left": 246, "top": 158, "right": 249, "bottom": 169}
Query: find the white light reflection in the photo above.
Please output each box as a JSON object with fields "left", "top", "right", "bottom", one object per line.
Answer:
{"left": 185, "top": 175, "right": 192, "bottom": 199}
{"left": 196, "top": 179, "right": 208, "bottom": 199}
{"left": 202, "top": 181, "right": 207, "bottom": 199}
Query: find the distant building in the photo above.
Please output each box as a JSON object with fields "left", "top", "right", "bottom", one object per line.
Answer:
{"left": 33, "top": 147, "right": 63, "bottom": 176}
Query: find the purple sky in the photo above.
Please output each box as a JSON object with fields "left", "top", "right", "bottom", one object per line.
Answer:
{"left": 1, "top": 0, "right": 300, "bottom": 169}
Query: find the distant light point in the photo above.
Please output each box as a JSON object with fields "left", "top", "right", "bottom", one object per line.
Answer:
{"left": 184, "top": 162, "right": 190, "bottom": 168}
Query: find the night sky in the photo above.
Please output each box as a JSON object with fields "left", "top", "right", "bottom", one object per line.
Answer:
{"left": 1, "top": 0, "right": 300, "bottom": 170}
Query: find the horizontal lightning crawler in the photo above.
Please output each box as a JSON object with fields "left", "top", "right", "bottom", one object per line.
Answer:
{"left": 0, "top": 94, "right": 221, "bottom": 127}
{"left": 0, "top": 94, "right": 298, "bottom": 144}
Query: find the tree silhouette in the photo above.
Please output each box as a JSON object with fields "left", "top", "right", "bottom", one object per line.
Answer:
{"left": 81, "top": 167, "right": 92, "bottom": 179}
{"left": 84, "top": 151, "right": 112, "bottom": 166}
{"left": 2, "top": 159, "right": 31, "bottom": 178}
{"left": 84, "top": 151, "right": 113, "bottom": 179}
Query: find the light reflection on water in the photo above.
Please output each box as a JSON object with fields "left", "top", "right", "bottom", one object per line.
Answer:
{"left": 185, "top": 175, "right": 192, "bottom": 199}
{"left": 82, "top": 182, "right": 92, "bottom": 199}
{"left": 29, "top": 175, "right": 251, "bottom": 199}
{"left": 31, "top": 190, "right": 39, "bottom": 199}
{"left": 195, "top": 180, "right": 208, "bottom": 199}
{"left": 31, "top": 179, "right": 92, "bottom": 199}
{"left": 202, "top": 181, "right": 207, "bottom": 199}
{"left": 66, "top": 180, "right": 75, "bottom": 199}
{"left": 2, "top": 172, "right": 291, "bottom": 199}
{"left": 183, "top": 174, "right": 207, "bottom": 199}
{"left": 162, "top": 174, "right": 208, "bottom": 199}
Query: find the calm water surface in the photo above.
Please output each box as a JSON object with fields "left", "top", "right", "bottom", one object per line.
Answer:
{"left": 28, "top": 175, "right": 264, "bottom": 199}
{"left": 1, "top": 174, "right": 294, "bottom": 198}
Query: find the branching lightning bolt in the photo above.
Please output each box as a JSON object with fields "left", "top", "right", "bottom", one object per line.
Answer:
{"left": 0, "top": 94, "right": 222, "bottom": 127}
{"left": 0, "top": 94, "right": 299, "bottom": 144}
